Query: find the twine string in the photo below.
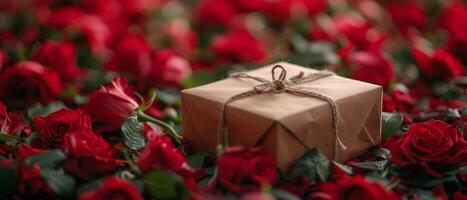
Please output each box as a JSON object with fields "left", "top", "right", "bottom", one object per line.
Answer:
{"left": 217, "top": 64, "right": 363, "bottom": 160}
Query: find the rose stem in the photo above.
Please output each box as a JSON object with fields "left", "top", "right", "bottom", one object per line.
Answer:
{"left": 136, "top": 110, "right": 186, "bottom": 154}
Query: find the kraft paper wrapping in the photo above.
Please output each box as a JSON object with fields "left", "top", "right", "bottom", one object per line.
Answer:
{"left": 181, "top": 62, "right": 382, "bottom": 171}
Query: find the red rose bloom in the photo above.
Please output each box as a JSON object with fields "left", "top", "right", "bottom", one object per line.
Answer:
{"left": 261, "top": 0, "right": 293, "bottom": 22}
{"left": 84, "top": 77, "right": 139, "bottom": 132}
{"left": 78, "top": 177, "right": 143, "bottom": 200}
{"left": 33, "top": 109, "right": 92, "bottom": 149}
{"left": 164, "top": 20, "right": 198, "bottom": 57}
{"left": 147, "top": 50, "right": 192, "bottom": 86}
{"left": 319, "top": 176, "right": 400, "bottom": 200}
{"left": 211, "top": 29, "right": 266, "bottom": 63}
{"left": 62, "top": 130, "right": 124, "bottom": 180}
{"left": 195, "top": 0, "right": 237, "bottom": 27}
{"left": 333, "top": 14, "right": 387, "bottom": 51}
{"left": 387, "top": 2, "right": 427, "bottom": 37}
{"left": 388, "top": 120, "right": 467, "bottom": 177}
{"left": 349, "top": 51, "right": 395, "bottom": 87}
{"left": 46, "top": 7, "right": 110, "bottom": 56}
{"left": 104, "top": 34, "right": 152, "bottom": 78}
{"left": 437, "top": 2, "right": 467, "bottom": 64}
{"left": 0, "top": 61, "right": 62, "bottom": 106}
{"left": 137, "top": 135, "right": 194, "bottom": 178}
{"left": 32, "top": 41, "right": 79, "bottom": 81}
{"left": 412, "top": 48, "right": 464, "bottom": 81}
{"left": 216, "top": 146, "right": 277, "bottom": 193}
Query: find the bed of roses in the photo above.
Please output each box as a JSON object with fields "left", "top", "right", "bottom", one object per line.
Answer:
{"left": 0, "top": 0, "right": 466, "bottom": 200}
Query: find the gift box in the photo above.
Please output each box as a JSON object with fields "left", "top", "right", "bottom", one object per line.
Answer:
{"left": 181, "top": 62, "right": 382, "bottom": 170}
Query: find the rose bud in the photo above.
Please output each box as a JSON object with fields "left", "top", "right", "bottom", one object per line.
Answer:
{"left": 319, "top": 176, "right": 400, "bottom": 200}
{"left": 78, "top": 177, "right": 143, "bottom": 200}
{"left": 84, "top": 77, "right": 139, "bottom": 133}
{"left": 32, "top": 41, "right": 79, "bottom": 81}
{"left": 0, "top": 61, "right": 63, "bottom": 106}
{"left": 62, "top": 130, "right": 124, "bottom": 180}
{"left": 216, "top": 146, "right": 277, "bottom": 193}
{"left": 33, "top": 109, "right": 92, "bottom": 149}
{"left": 388, "top": 120, "right": 467, "bottom": 177}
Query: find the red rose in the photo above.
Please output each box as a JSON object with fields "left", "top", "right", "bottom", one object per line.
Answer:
{"left": 301, "top": 0, "right": 327, "bottom": 17}
{"left": 137, "top": 135, "right": 194, "bottom": 177}
{"left": 32, "top": 41, "right": 79, "bottom": 81}
{"left": 104, "top": 34, "right": 152, "bottom": 78}
{"left": 78, "top": 177, "right": 143, "bottom": 200}
{"left": 261, "top": 0, "right": 293, "bottom": 21}
{"left": 16, "top": 144, "right": 48, "bottom": 162}
{"left": 18, "top": 164, "right": 57, "bottom": 198}
{"left": 412, "top": 48, "right": 464, "bottom": 81}
{"left": 147, "top": 50, "right": 192, "bottom": 86}
{"left": 349, "top": 51, "right": 394, "bottom": 87}
{"left": 62, "top": 130, "right": 124, "bottom": 180}
{"left": 84, "top": 77, "right": 139, "bottom": 132}
{"left": 383, "top": 90, "right": 416, "bottom": 113}
{"left": 228, "top": 0, "right": 264, "bottom": 12}
{"left": 387, "top": 2, "right": 427, "bottom": 37}
{"left": 211, "top": 29, "right": 266, "bottom": 63}
{"left": 33, "top": 109, "right": 92, "bottom": 149}
{"left": 388, "top": 120, "right": 467, "bottom": 177}
{"left": 333, "top": 14, "right": 386, "bottom": 51}
{"left": 195, "top": 0, "right": 237, "bottom": 27}
{"left": 46, "top": 7, "right": 110, "bottom": 56}
{"left": 437, "top": 2, "right": 467, "bottom": 64}
{"left": 319, "top": 176, "right": 400, "bottom": 200}
{"left": 239, "top": 192, "right": 276, "bottom": 200}
{"left": 216, "top": 146, "right": 277, "bottom": 193}
{"left": 164, "top": 20, "right": 198, "bottom": 57}
{"left": 0, "top": 61, "right": 62, "bottom": 106}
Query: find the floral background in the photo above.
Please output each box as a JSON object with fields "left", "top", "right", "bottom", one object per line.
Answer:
{"left": 0, "top": 0, "right": 466, "bottom": 199}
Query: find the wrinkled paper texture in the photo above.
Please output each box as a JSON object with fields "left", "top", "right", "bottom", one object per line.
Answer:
{"left": 181, "top": 62, "right": 382, "bottom": 170}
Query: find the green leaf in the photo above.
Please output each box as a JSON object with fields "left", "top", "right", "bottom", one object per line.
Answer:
{"left": 121, "top": 114, "right": 146, "bottom": 151}
{"left": 76, "top": 179, "right": 103, "bottom": 194}
{"left": 0, "top": 165, "right": 18, "bottom": 197}
{"left": 332, "top": 162, "right": 353, "bottom": 175}
{"left": 41, "top": 169, "right": 76, "bottom": 199}
{"left": 187, "top": 151, "right": 207, "bottom": 170}
{"left": 0, "top": 134, "right": 19, "bottom": 142}
{"left": 382, "top": 112, "right": 403, "bottom": 140}
{"left": 446, "top": 108, "right": 461, "bottom": 118}
{"left": 182, "top": 71, "right": 218, "bottom": 88}
{"left": 157, "top": 89, "right": 181, "bottom": 105}
{"left": 26, "top": 102, "right": 65, "bottom": 120}
{"left": 289, "top": 148, "right": 331, "bottom": 181}
{"left": 26, "top": 149, "right": 66, "bottom": 169}
{"left": 144, "top": 171, "right": 191, "bottom": 200}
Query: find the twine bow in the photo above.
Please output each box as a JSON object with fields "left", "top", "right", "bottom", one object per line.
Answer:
{"left": 217, "top": 64, "right": 348, "bottom": 160}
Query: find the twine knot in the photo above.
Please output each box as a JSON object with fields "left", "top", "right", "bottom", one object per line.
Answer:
{"left": 217, "top": 64, "right": 376, "bottom": 160}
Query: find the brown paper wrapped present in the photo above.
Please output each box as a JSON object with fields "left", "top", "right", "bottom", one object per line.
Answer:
{"left": 181, "top": 62, "right": 382, "bottom": 170}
